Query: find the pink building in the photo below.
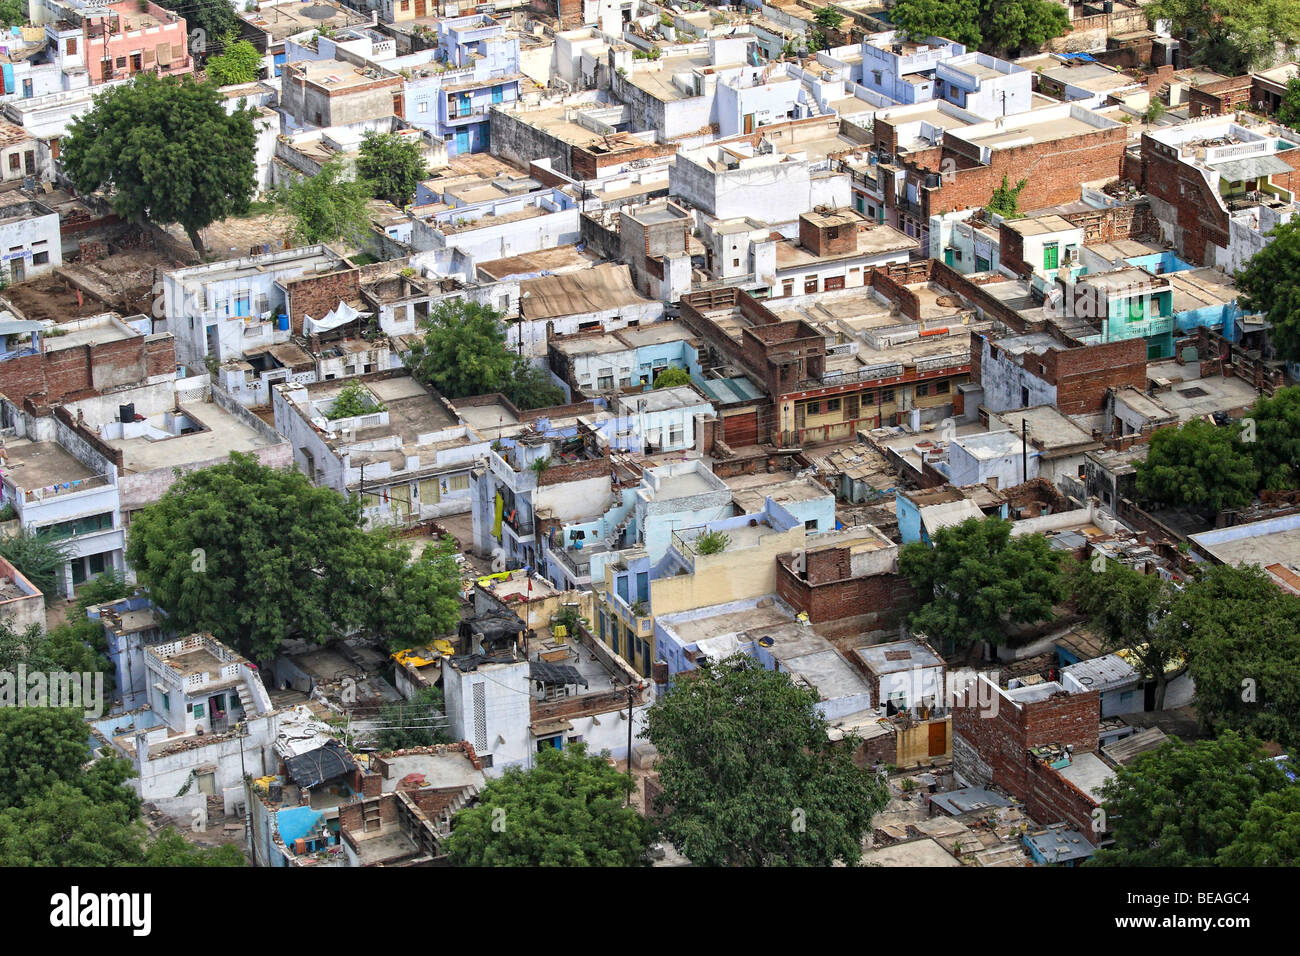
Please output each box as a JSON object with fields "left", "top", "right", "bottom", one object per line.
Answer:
{"left": 83, "top": 1, "right": 194, "bottom": 85}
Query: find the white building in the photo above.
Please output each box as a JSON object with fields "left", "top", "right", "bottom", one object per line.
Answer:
{"left": 0, "top": 199, "right": 61, "bottom": 283}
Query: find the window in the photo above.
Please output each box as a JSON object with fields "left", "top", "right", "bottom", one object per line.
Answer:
{"left": 1128, "top": 298, "right": 1145, "bottom": 321}
{"left": 804, "top": 519, "right": 818, "bottom": 531}
{"left": 115, "top": 56, "right": 126, "bottom": 69}
{"left": 881, "top": 388, "right": 895, "bottom": 403}
{"left": 826, "top": 398, "right": 841, "bottom": 412}
{"left": 804, "top": 276, "right": 818, "bottom": 294}
{"left": 916, "top": 383, "right": 929, "bottom": 397}
{"left": 935, "top": 380, "right": 949, "bottom": 394}
{"left": 161, "top": 693, "right": 170, "bottom": 711}
{"left": 732, "top": 258, "right": 740, "bottom": 268}
{"left": 418, "top": 101, "right": 428, "bottom": 113}
{"left": 872, "top": 69, "right": 882, "bottom": 85}
{"left": 447, "top": 474, "right": 469, "bottom": 492}
{"left": 67, "top": 38, "right": 77, "bottom": 55}
{"left": 807, "top": 401, "right": 821, "bottom": 415}
{"left": 6, "top": 154, "right": 16, "bottom": 172}
{"left": 32, "top": 252, "right": 49, "bottom": 265}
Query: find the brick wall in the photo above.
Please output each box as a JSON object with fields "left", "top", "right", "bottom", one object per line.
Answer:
{"left": 1042, "top": 337, "right": 1147, "bottom": 414}
{"left": 283, "top": 268, "right": 362, "bottom": 334}
{"left": 953, "top": 686, "right": 1099, "bottom": 799}
{"left": 0, "top": 334, "right": 176, "bottom": 407}
{"left": 1187, "top": 75, "right": 1253, "bottom": 117}
{"left": 774, "top": 553, "right": 915, "bottom": 626}
{"left": 1026, "top": 758, "right": 1101, "bottom": 834}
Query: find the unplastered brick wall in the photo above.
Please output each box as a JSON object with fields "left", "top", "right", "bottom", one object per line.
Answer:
{"left": 953, "top": 685, "right": 1099, "bottom": 800}
{"left": 371, "top": 741, "right": 483, "bottom": 772}
{"left": 1026, "top": 757, "right": 1101, "bottom": 835}
{"left": 283, "top": 268, "right": 362, "bottom": 334}
{"left": 1041, "top": 338, "right": 1146, "bottom": 415}
{"left": 775, "top": 554, "right": 915, "bottom": 626}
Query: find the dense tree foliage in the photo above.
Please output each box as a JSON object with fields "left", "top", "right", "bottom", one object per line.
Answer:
{"left": 890, "top": 0, "right": 1068, "bottom": 55}
{"left": 899, "top": 516, "right": 1065, "bottom": 652}
{"left": 153, "top": 0, "right": 238, "bottom": 60}
{"left": 1088, "top": 731, "right": 1288, "bottom": 866}
{"left": 404, "top": 299, "right": 564, "bottom": 409}
{"left": 1147, "top": 0, "right": 1300, "bottom": 75}
{"left": 62, "top": 74, "right": 256, "bottom": 255}
{"left": 652, "top": 367, "right": 692, "bottom": 389}
{"left": 1217, "top": 786, "right": 1300, "bottom": 866}
{"left": 1277, "top": 75, "right": 1300, "bottom": 128}
{"left": 1134, "top": 418, "right": 1258, "bottom": 513}
{"left": 126, "top": 453, "right": 461, "bottom": 661}
{"left": 0, "top": 710, "right": 242, "bottom": 865}
{"left": 645, "top": 655, "right": 887, "bottom": 866}
{"left": 1171, "top": 564, "right": 1300, "bottom": 747}
{"left": 1070, "top": 558, "right": 1183, "bottom": 710}
{"left": 0, "top": 528, "right": 70, "bottom": 597}
{"left": 0, "top": 0, "right": 27, "bottom": 27}
{"left": 1244, "top": 386, "right": 1300, "bottom": 491}
{"left": 1237, "top": 221, "right": 1300, "bottom": 365}
{"left": 204, "top": 32, "right": 263, "bottom": 86}
{"left": 445, "top": 743, "right": 649, "bottom": 866}
{"left": 277, "top": 156, "right": 373, "bottom": 247}
{"left": 357, "top": 131, "right": 429, "bottom": 207}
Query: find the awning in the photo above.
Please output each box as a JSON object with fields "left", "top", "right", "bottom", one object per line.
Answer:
{"left": 530, "top": 660, "right": 589, "bottom": 687}
{"left": 1209, "top": 154, "right": 1293, "bottom": 182}
{"left": 302, "top": 301, "right": 365, "bottom": 335}
{"left": 282, "top": 739, "right": 357, "bottom": 789}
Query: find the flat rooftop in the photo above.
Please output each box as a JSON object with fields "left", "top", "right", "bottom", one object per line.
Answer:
{"left": 0, "top": 439, "right": 96, "bottom": 489}
{"left": 454, "top": 399, "right": 519, "bottom": 431}
{"left": 855, "top": 639, "right": 943, "bottom": 675}
{"left": 45, "top": 315, "right": 136, "bottom": 352}
{"left": 993, "top": 404, "right": 1097, "bottom": 452}
{"left": 476, "top": 244, "right": 599, "bottom": 280}
{"left": 1191, "top": 513, "right": 1300, "bottom": 586}
{"left": 730, "top": 475, "right": 831, "bottom": 514}
{"left": 108, "top": 402, "right": 277, "bottom": 474}
{"left": 304, "top": 375, "right": 457, "bottom": 445}
{"left": 1152, "top": 372, "right": 1261, "bottom": 420}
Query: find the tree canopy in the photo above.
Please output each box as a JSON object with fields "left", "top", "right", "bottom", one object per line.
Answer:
{"left": 645, "top": 655, "right": 887, "bottom": 866}
{"left": 1088, "top": 731, "right": 1288, "bottom": 866}
{"left": 357, "top": 131, "right": 429, "bottom": 207}
{"left": 1134, "top": 418, "right": 1258, "bottom": 513}
{"left": 0, "top": 528, "right": 69, "bottom": 597}
{"left": 277, "top": 156, "right": 373, "bottom": 248}
{"left": 1217, "top": 786, "right": 1300, "bottom": 866}
{"left": 1171, "top": 564, "right": 1300, "bottom": 747}
{"left": 899, "top": 516, "right": 1066, "bottom": 653}
{"left": 61, "top": 73, "right": 256, "bottom": 255}
{"left": 0, "top": 0, "right": 27, "bottom": 27}
{"left": 1278, "top": 75, "right": 1300, "bottom": 128}
{"left": 204, "top": 32, "right": 263, "bottom": 87}
{"left": 444, "top": 743, "right": 649, "bottom": 866}
{"left": 1070, "top": 558, "right": 1183, "bottom": 710}
{"left": 1147, "top": 0, "right": 1300, "bottom": 75}
{"left": 1236, "top": 218, "right": 1300, "bottom": 365}
{"left": 0, "top": 709, "right": 243, "bottom": 866}
{"left": 1244, "top": 385, "right": 1300, "bottom": 491}
{"left": 404, "top": 299, "right": 564, "bottom": 409}
{"left": 125, "top": 452, "right": 462, "bottom": 661}
{"left": 652, "top": 366, "right": 692, "bottom": 389}
{"left": 890, "top": 0, "right": 1068, "bottom": 55}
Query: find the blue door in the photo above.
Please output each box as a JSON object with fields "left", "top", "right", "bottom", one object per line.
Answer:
{"left": 491, "top": 84, "right": 503, "bottom": 104}
{"left": 455, "top": 130, "right": 469, "bottom": 154}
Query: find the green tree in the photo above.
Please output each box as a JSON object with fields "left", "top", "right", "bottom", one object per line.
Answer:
{"left": 645, "top": 655, "right": 887, "bottom": 866}
{"left": 1244, "top": 386, "right": 1300, "bottom": 491}
{"left": 1088, "top": 731, "right": 1288, "bottom": 866}
{"left": 813, "top": 6, "right": 845, "bottom": 32}
{"left": 1218, "top": 786, "right": 1300, "bottom": 866}
{"left": 891, "top": 0, "right": 983, "bottom": 48}
{"left": 367, "top": 533, "right": 463, "bottom": 652}
{"left": 141, "top": 829, "right": 246, "bottom": 866}
{"left": 357, "top": 130, "right": 429, "bottom": 207}
{"left": 1277, "top": 74, "right": 1300, "bottom": 127}
{"left": 1134, "top": 418, "right": 1258, "bottom": 513}
{"left": 1070, "top": 558, "right": 1183, "bottom": 710}
{"left": 652, "top": 366, "right": 692, "bottom": 389}
{"left": 899, "top": 516, "right": 1065, "bottom": 654}
{"left": 62, "top": 73, "right": 256, "bottom": 255}
{"left": 1143, "top": 99, "right": 1167, "bottom": 123}
{"left": 404, "top": 300, "right": 560, "bottom": 409}
{"left": 981, "top": 0, "right": 1070, "bottom": 55}
{"left": 1147, "top": 0, "right": 1300, "bottom": 75}
{"left": 126, "top": 452, "right": 458, "bottom": 661}
{"left": 0, "top": 528, "right": 70, "bottom": 597}
{"left": 1236, "top": 217, "right": 1300, "bottom": 364}
{"left": 445, "top": 743, "right": 649, "bottom": 866}
{"left": 0, "top": 780, "right": 148, "bottom": 867}
{"left": 0, "top": 0, "right": 27, "bottom": 27}
{"left": 277, "top": 156, "right": 373, "bottom": 247}
{"left": 986, "top": 173, "right": 1029, "bottom": 219}
{"left": 204, "top": 31, "right": 262, "bottom": 86}
{"left": 1171, "top": 564, "right": 1300, "bottom": 746}
{"left": 0, "top": 709, "right": 95, "bottom": 809}
{"left": 325, "top": 380, "right": 384, "bottom": 420}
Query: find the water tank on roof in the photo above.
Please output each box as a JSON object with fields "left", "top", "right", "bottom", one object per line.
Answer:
{"left": 119, "top": 403, "right": 135, "bottom": 424}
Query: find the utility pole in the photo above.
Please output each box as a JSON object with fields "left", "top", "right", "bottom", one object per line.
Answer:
{"left": 625, "top": 681, "right": 635, "bottom": 807}
{"left": 1021, "top": 418, "right": 1028, "bottom": 484}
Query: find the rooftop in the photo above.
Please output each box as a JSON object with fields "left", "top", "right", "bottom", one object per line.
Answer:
{"left": 106, "top": 401, "right": 277, "bottom": 474}
{"left": 0, "top": 439, "right": 97, "bottom": 490}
